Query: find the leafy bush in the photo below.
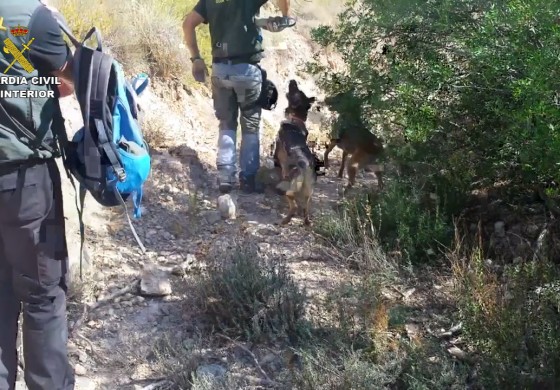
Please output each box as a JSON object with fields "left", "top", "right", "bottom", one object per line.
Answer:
{"left": 453, "top": 241, "right": 560, "bottom": 387}
{"left": 194, "top": 243, "right": 306, "bottom": 342}
{"left": 308, "top": 0, "right": 560, "bottom": 210}
{"left": 315, "top": 183, "right": 452, "bottom": 266}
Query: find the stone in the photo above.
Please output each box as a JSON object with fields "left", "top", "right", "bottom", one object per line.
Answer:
{"left": 74, "top": 363, "right": 87, "bottom": 376}
{"left": 139, "top": 263, "right": 172, "bottom": 297}
{"left": 196, "top": 364, "right": 227, "bottom": 380}
{"left": 75, "top": 376, "right": 97, "bottom": 390}
{"left": 204, "top": 211, "right": 222, "bottom": 224}
{"left": 217, "top": 194, "right": 236, "bottom": 220}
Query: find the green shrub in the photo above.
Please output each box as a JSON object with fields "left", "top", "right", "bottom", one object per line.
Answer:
{"left": 453, "top": 242, "right": 560, "bottom": 387}
{"left": 315, "top": 183, "right": 452, "bottom": 267}
{"left": 308, "top": 0, "right": 560, "bottom": 211}
{"left": 194, "top": 243, "right": 306, "bottom": 342}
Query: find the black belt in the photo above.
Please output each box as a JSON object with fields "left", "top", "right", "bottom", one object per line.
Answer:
{"left": 212, "top": 56, "right": 258, "bottom": 65}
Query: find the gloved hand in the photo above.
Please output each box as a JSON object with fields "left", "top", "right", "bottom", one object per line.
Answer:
{"left": 192, "top": 58, "right": 208, "bottom": 83}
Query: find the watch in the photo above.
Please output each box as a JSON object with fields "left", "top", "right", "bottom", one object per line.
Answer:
{"left": 190, "top": 55, "right": 202, "bottom": 62}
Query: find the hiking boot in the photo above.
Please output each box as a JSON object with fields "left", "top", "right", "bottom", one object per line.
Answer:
{"left": 239, "top": 174, "right": 264, "bottom": 194}
{"left": 217, "top": 170, "right": 236, "bottom": 194}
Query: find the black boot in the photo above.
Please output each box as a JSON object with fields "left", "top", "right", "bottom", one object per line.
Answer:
{"left": 239, "top": 174, "right": 264, "bottom": 194}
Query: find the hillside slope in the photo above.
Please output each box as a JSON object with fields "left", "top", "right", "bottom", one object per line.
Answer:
{"left": 15, "top": 4, "right": 368, "bottom": 390}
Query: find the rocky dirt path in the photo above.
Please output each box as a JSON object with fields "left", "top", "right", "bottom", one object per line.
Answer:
{"left": 16, "top": 146, "right": 360, "bottom": 390}
{"left": 14, "top": 89, "right": 457, "bottom": 390}
{"left": 10, "top": 58, "right": 372, "bottom": 388}
{"left": 58, "top": 138, "right": 379, "bottom": 389}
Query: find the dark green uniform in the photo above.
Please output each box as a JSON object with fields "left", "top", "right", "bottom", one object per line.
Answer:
{"left": 197, "top": 0, "right": 266, "bottom": 63}
{"left": 0, "top": 1, "right": 75, "bottom": 389}
{"left": 194, "top": 0, "right": 268, "bottom": 193}
{"left": 0, "top": 4, "right": 58, "bottom": 163}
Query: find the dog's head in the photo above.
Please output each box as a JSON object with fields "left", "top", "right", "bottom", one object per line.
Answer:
{"left": 285, "top": 80, "right": 316, "bottom": 121}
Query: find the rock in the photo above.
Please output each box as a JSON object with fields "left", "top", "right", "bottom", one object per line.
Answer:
{"left": 525, "top": 224, "right": 540, "bottom": 238}
{"left": 163, "top": 184, "right": 179, "bottom": 194}
{"left": 217, "top": 194, "right": 236, "bottom": 219}
{"left": 171, "top": 253, "right": 199, "bottom": 276}
{"left": 74, "top": 363, "right": 87, "bottom": 376}
{"left": 195, "top": 364, "right": 227, "bottom": 380}
{"left": 258, "top": 243, "right": 271, "bottom": 252}
{"left": 186, "top": 253, "right": 196, "bottom": 264}
{"left": 139, "top": 263, "right": 172, "bottom": 297}
{"left": 182, "top": 338, "right": 196, "bottom": 350}
{"left": 75, "top": 376, "right": 97, "bottom": 390}
{"left": 447, "top": 346, "right": 468, "bottom": 361}
{"left": 261, "top": 353, "right": 278, "bottom": 366}
{"left": 405, "top": 323, "right": 421, "bottom": 341}
{"left": 77, "top": 349, "right": 88, "bottom": 363}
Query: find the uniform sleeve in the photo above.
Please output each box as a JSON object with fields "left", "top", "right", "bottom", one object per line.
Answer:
{"left": 254, "top": 0, "right": 268, "bottom": 15}
{"left": 193, "top": 0, "right": 208, "bottom": 23}
{"left": 27, "top": 5, "right": 72, "bottom": 75}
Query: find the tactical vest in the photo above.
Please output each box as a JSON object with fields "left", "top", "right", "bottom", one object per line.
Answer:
{"left": 205, "top": 0, "right": 264, "bottom": 63}
{"left": 0, "top": 0, "right": 58, "bottom": 164}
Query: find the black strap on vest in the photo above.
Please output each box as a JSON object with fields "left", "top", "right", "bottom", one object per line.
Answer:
{"left": 0, "top": 101, "right": 58, "bottom": 155}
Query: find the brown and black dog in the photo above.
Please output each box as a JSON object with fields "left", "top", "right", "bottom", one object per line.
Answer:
{"left": 322, "top": 94, "right": 384, "bottom": 191}
{"left": 273, "top": 80, "right": 317, "bottom": 226}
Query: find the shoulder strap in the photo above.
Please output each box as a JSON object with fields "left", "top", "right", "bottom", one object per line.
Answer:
{"left": 49, "top": 5, "right": 126, "bottom": 182}
{"left": 0, "top": 101, "right": 57, "bottom": 155}
{"left": 89, "top": 53, "right": 126, "bottom": 181}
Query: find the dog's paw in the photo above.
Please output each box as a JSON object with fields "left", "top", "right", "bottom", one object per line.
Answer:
{"left": 280, "top": 217, "right": 292, "bottom": 225}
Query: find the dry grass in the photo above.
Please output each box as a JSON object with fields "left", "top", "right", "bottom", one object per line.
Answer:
{"left": 53, "top": 0, "right": 212, "bottom": 86}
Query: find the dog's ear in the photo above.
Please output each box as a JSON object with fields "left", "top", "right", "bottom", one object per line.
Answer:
{"left": 288, "top": 80, "right": 299, "bottom": 94}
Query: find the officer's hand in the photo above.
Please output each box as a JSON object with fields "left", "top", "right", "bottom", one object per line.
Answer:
{"left": 192, "top": 58, "right": 208, "bottom": 83}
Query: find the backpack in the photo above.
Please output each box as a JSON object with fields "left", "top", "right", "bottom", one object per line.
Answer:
{"left": 256, "top": 66, "right": 278, "bottom": 111}
{"left": 46, "top": 7, "right": 151, "bottom": 275}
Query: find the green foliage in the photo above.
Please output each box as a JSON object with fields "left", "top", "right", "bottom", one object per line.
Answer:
{"left": 308, "top": 0, "right": 560, "bottom": 203}
{"left": 310, "top": 3, "right": 560, "bottom": 385}
{"left": 194, "top": 243, "right": 306, "bottom": 342}
{"left": 454, "top": 248, "right": 560, "bottom": 387}
{"left": 315, "top": 182, "right": 452, "bottom": 266}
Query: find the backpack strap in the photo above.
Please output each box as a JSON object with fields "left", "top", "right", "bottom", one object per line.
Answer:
{"left": 0, "top": 101, "right": 58, "bottom": 156}
{"left": 88, "top": 54, "right": 126, "bottom": 181}
{"left": 51, "top": 99, "right": 91, "bottom": 278}
{"left": 114, "top": 188, "right": 146, "bottom": 253}
{"left": 48, "top": 5, "right": 125, "bottom": 180}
